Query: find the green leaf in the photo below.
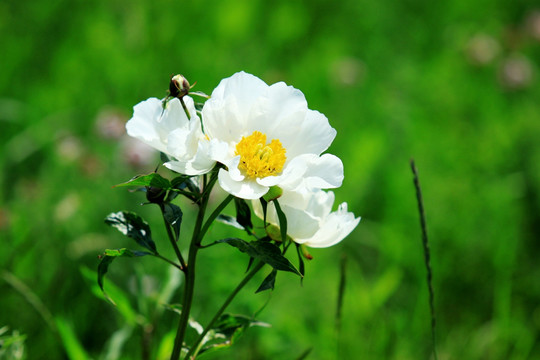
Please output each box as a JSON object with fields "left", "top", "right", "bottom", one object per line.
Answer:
{"left": 273, "top": 200, "right": 288, "bottom": 244}
{"left": 218, "top": 239, "right": 301, "bottom": 276}
{"left": 234, "top": 198, "right": 253, "bottom": 231}
{"left": 216, "top": 214, "right": 245, "bottom": 230}
{"left": 105, "top": 211, "right": 157, "bottom": 253}
{"left": 256, "top": 269, "right": 277, "bottom": 293}
{"left": 80, "top": 267, "right": 140, "bottom": 325}
{"left": 113, "top": 173, "right": 171, "bottom": 189}
{"left": 163, "top": 203, "right": 183, "bottom": 241}
{"left": 171, "top": 175, "right": 200, "bottom": 194}
{"left": 97, "top": 248, "right": 151, "bottom": 305}
{"left": 295, "top": 244, "right": 305, "bottom": 278}
{"left": 55, "top": 317, "right": 90, "bottom": 360}
{"left": 160, "top": 152, "right": 171, "bottom": 163}
{"left": 199, "top": 314, "right": 269, "bottom": 356}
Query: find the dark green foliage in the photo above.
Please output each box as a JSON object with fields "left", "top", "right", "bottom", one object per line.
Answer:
{"left": 97, "top": 248, "right": 152, "bottom": 304}
{"left": 114, "top": 173, "right": 171, "bottom": 190}
{"left": 234, "top": 198, "right": 253, "bottom": 231}
{"left": 162, "top": 203, "right": 183, "bottom": 241}
{"left": 104, "top": 211, "right": 157, "bottom": 253}
{"left": 217, "top": 238, "right": 301, "bottom": 276}
{"left": 256, "top": 269, "right": 278, "bottom": 293}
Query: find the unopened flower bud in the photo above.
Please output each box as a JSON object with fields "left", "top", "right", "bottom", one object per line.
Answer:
{"left": 263, "top": 186, "right": 283, "bottom": 202}
{"left": 146, "top": 186, "right": 167, "bottom": 204}
{"left": 169, "top": 74, "right": 190, "bottom": 98}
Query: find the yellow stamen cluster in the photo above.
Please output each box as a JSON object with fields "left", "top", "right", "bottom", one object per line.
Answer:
{"left": 235, "top": 131, "right": 286, "bottom": 178}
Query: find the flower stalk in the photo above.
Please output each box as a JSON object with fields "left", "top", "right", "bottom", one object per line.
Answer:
{"left": 100, "top": 71, "right": 360, "bottom": 360}
{"left": 186, "top": 261, "right": 265, "bottom": 359}
{"left": 170, "top": 170, "right": 218, "bottom": 360}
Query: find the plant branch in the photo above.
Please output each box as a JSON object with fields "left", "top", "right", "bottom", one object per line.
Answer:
{"left": 154, "top": 254, "right": 183, "bottom": 271}
{"left": 170, "top": 169, "right": 219, "bottom": 360}
{"left": 199, "top": 195, "right": 234, "bottom": 244}
{"left": 187, "top": 261, "right": 265, "bottom": 359}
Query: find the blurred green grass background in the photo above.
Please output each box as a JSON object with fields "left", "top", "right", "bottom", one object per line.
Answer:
{"left": 1, "top": 0, "right": 540, "bottom": 359}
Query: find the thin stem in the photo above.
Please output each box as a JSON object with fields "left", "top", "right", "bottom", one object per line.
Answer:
{"left": 161, "top": 207, "right": 187, "bottom": 271}
{"left": 410, "top": 159, "right": 438, "bottom": 360}
{"left": 170, "top": 170, "right": 219, "bottom": 360}
{"left": 199, "top": 195, "right": 234, "bottom": 244}
{"left": 187, "top": 261, "right": 265, "bottom": 359}
{"left": 154, "top": 254, "right": 183, "bottom": 271}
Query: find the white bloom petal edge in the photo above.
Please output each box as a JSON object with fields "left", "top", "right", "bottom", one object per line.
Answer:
{"left": 126, "top": 96, "right": 215, "bottom": 175}
{"left": 202, "top": 71, "right": 343, "bottom": 199}
{"left": 253, "top": 188, "right": 360, "bottom": 248}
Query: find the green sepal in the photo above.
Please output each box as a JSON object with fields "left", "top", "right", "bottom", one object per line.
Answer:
{"left": 97, "top": 248, "right": 152, "bottom": 305}
{"left": 160, "top": 152, "right": 171, "bottom": 163}
{"left": 273, "top": 199, "right": 288, "bottom": 245}
{"left": 162, "top": 203, "right": 183, "bottom": 241}
{"left": 113, "top": 173, "right": 171, "bottom": 190}
{"left": 295, "top": 244, "right": 306, "bottom": 278}
{"left": 104, "top": 211, "right": 157, "bottom": 253}
{"left": 217, "top": 238, "right": 301, "bottom": 276}
{"left": 234, "top": 198, "right": 253, "bottom": 231}
{"left": 259, "top": 198, "right": 268, "bottom": 226}
{"left": 256, "top": 269, "right": 277, "bottom": 293}
{"left": 262, "top": 186, "right": 282, "bottom": 202}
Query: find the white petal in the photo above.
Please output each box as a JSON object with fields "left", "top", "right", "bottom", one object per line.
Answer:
{"left": 280, "top": 110, "right": 337, "bottom": 158}
{"left": 302, "top": 154, "right": 344, "bottom": 189}
{"left": 164, "top": 140, "right": 215, "bottom": 175}
{"left": 244, "top": 82, "right": 307, "bottom": 139}
{"left": 126, "top": 98, "right": 168, "bottom": 153}
{"left": 218, "top": 168, "right": 268, "bottom": 200}
{"left": 299, "top": 205, "right": 360, "bottom": 248}
{"left": 203, "top": 72, "right": 268, "bottom": 143}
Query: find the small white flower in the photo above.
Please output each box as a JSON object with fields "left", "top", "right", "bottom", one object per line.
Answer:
{"left": 253, "top": 188, "right": 360, "bottom": 248}
{"left": 126, "top": 97, "right": 215, "bottom": 175}
{"left": 202, "top": 71, "right": 344, "bottom": 200}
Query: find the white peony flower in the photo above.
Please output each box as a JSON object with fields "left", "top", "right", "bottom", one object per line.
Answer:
{"left": 253, "top": 188, "right": 360, "bottom": 248}
{"left": 202, "top": 71, "right": 344, "bottom": 200}
{"left": 126, "top": 97, "right": 215, "bottom": 175}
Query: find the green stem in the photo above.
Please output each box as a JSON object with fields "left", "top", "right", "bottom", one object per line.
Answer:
{"left": 170, "top": 170, "right": 219, "bottom": 360}
{"left": 154, "top": 254, "right": 183, "bottom": 271}
{"left": 187, "top": 261, "right": 265, "bottom": 359}
{"left": 199, "top": 195, "right": 234, "bottom": 244}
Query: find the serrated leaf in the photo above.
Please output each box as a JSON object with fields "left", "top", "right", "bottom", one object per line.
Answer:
{"left": 199, "top": 314, "right": 269, "bottom": 356}
{"left": 234, "top": 198, "right": 253, "bottom": 231}
{"left": 113, "top": 173, "right": 172, "bottom": 189}
{"left": 218, "top": 239, "right": 301, "bottom": 276}
{"left": 256, "top": 269, "right": 277, "bottom": 293}
{"left": 105, "top": 212, "right": 157, "bottom": 253}
{"left": 97, "top": 248, "right": 151, "bottom": 305}
{"left": 163, "top": 203, "right": 183, "bottom": 241}
{"left": 216, "top": 214, "right": 245, "bottom": 230}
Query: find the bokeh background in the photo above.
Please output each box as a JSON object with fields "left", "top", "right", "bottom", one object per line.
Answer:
{"left": 2, "top": 0, "right": 540, "bottom": 359}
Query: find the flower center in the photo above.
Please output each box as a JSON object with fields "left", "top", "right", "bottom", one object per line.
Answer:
{"left": 235, "top": 131, "right": 286, "bottom": 178}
